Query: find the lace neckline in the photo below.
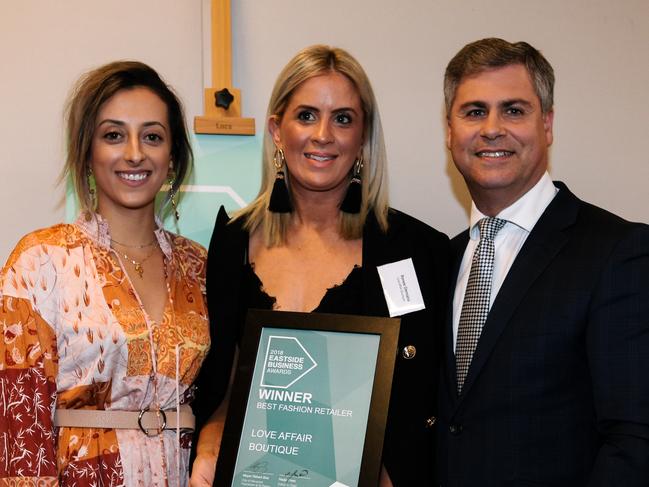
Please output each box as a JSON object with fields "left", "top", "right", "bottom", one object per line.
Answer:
{"left": 247, "top": 263, "right": 362, "bottom": 313}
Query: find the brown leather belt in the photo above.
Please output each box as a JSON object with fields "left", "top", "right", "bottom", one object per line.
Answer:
{"left": 54, "top": 405, "right": 195, "bottom": 436}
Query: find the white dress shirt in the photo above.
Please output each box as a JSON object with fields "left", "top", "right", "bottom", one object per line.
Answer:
{"left": 452, "top": 172, "right": 559, "bottom": 351}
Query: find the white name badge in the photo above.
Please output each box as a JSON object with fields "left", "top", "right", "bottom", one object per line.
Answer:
{"left": 376, "top": 258, "right": 425, "bottom": 317}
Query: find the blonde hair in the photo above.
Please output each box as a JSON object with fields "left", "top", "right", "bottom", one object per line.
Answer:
{"left": 62, "top": 60, "right": 192, "bottom": 214}
{"left": 236, "top": 45, "right": 389, "bottom": 246}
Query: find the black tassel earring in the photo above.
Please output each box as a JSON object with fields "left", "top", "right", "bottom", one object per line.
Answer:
{"left": 268, "top": 148, "right": 292, "bottom": 213}
{"left": 340, "top": 155, "right": 363, "bottom": 214}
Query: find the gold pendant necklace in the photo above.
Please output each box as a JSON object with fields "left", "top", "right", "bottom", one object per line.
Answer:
{"left": 115, "top": 245, "right": 158, "bottom": 278}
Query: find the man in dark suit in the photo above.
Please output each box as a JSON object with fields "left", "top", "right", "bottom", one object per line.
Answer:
{"left": 438, "top": 38, "right": 649, "bottom": 486}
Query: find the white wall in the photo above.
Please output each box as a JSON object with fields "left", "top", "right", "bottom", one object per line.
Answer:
{"left": 2, "top": 0, "right": 648, "bottom": 262}
{"left": 0, "top": 0, "right": 204, "bottom": 261}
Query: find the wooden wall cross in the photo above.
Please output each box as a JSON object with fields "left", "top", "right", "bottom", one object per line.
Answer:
{"left": 194, "top": 0, "right": 255, "bottom": 135}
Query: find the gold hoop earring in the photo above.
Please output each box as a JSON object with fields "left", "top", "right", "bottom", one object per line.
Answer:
{"left": 268, "top": 148, "right": 292, "bottom": 213}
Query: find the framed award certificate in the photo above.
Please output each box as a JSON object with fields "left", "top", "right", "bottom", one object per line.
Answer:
{"left": 213, "top": 309, "right": 400, "bottom": 487}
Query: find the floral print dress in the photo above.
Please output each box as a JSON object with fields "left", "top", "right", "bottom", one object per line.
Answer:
{"left": 0, "top": 214, "right": 210, "bottom": 486}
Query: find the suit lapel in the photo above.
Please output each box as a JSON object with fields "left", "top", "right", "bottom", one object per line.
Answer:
{"left": 361, "top": 211, "right": 394, "bottom": 317}
{"left": 454, "top": 182, "right": 581, "bottom": 403}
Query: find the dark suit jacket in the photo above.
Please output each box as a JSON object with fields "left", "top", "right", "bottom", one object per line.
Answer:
{"left": 193, "top": 207, "right": 450, "bottom": 486}
{"left": 438, "top": 182, "right": 649, "bottom": 487}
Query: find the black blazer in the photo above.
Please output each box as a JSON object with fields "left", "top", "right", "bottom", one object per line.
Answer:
{"left": 193, "top": 207, "right": 450, "bottom": 486}
{"left": 438, "top": 182, "right": 649, "bottom": 486}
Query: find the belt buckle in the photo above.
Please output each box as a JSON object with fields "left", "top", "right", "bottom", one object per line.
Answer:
{"left": 138, "top": 407, "right": 167, "bottom": 436}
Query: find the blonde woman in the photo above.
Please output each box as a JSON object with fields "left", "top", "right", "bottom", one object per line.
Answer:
{"left": 191, "top": 45, "right": 449, "bottom": 487}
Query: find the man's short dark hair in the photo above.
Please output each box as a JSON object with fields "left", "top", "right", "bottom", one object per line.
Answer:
{"left": 444, "top": 38, "right": 555, "bottom": 115}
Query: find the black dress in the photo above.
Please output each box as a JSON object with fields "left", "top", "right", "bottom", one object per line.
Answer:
{"left": 245, "top": 262, "right": 364, "bottom": 317}
{"left": 193, "top": 206, "right": 450, "bottom": 486}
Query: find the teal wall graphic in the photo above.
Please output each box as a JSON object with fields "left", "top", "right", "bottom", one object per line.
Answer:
{"left": 66, "top": 134, "right": 263, "bottom": 249}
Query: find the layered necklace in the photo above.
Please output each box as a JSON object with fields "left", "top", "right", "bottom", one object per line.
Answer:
{"left": 112, "top": 233, "right": 174, "bottom": 485}
{"left": 111, "top": 237, "right": 158, "bottom": 278}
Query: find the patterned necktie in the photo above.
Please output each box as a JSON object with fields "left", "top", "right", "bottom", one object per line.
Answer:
{"left": 456, "top": 217, "right": 506, "bottom": 395}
